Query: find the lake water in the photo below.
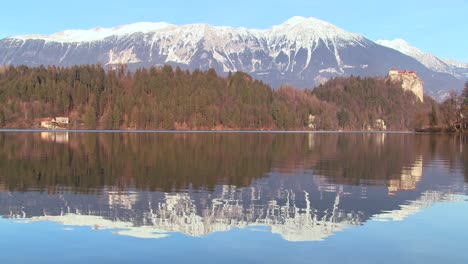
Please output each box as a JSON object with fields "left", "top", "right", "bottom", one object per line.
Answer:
{"left": 0, "top": 131, "right": 467, "bottom": 263}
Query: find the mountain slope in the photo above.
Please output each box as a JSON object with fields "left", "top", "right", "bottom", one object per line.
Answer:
{"left": 0, "top": 17, "right": 465, "bottom": 99}
{"left": 442, "top": 58, "right": 468, "bottom": 69}
{"left": 376, "top": 39, "right": 468, "bottom": 80}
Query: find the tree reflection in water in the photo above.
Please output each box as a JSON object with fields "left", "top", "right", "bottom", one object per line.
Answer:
{"left": 0, "top": 132, "right": 466, "bottom": 241}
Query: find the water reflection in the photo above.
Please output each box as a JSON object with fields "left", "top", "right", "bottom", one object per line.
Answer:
{"left": 0, "top": 132, "right": 467, "bottom": 241}
{"left": 40, "top": 131, "right": 69, "bottom": 143}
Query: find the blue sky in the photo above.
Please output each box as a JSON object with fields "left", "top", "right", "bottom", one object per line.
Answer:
{"left": 2, "top": 0, "right": 467, "bottom": 61}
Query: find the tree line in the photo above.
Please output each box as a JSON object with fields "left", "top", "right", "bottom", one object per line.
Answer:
{"left": 0, "top": 64, "right": 451, "bottom": 130}
{"left": 437, "top": 81, "right": 468, "bottom": 131}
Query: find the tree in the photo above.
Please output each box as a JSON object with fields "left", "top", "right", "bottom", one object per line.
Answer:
{"left": 462, "top": 81, "right": 468, "bottom": 105}
{"left": 440, "top": 91, "right": 459, "bottom": 129}
{"left": 84, "top": 105, "right": 97, "bottom": 128}
{"left": 429, "top": 103, "right": 438, "bottom": 127}
{"left": 461, "top": 81, "right": 468, "bottom": 118}
{"left": 337, "top": 109, "right": 350, "bottom": 129}
{"left": 84, "top": 95, "right": 98, "bottom": 128}
{"left": 112, "top": 104, "right": 122, "bottom": 129}
{"left": 0, "top": 109, "right": 5, "bottom": 127}
{"left": 0, "top": 64, "right": 438, "bottom": 131}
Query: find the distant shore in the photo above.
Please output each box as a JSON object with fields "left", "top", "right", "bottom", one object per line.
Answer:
{"left": 0, "top": 128, "right": 428, "bottom": 134}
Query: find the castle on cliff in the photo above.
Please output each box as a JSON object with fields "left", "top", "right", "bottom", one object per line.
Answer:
{"left": 387, "top": 69, "right": 424, "bottom": 102}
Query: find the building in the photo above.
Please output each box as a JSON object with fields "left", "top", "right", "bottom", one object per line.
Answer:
{"left": 55, "top": 117, "right": 69, "bottom": 124}
{"left": 39, "top": 116, "right": 70, "bottom": 129}
{"left": 388, "top": 68, "right": 399, "bottom": 75}
{"left": 389, "top": 68, "right": 418, "bottom": 77}
{"left": 308, "top": 114, "right": 316, "bottom": 129}
{"left": 40, "top": 118, "right": 56, "bottom": 129}
{"left": 387, "top": 68, "right": 424, "bottom": 102}
{"left": 374, "top": 119, "right": 387, "bottom": 131}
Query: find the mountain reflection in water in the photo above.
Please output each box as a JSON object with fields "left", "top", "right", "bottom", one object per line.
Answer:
{"left": 0, "top": 132, "right": 467, "bottom": 241}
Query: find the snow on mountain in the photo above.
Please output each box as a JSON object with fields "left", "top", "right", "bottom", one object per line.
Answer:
{"left": 376, "top": 39, "right": 423, "bottom": 58}
{"left": 376, "top": 39, "right": 462, "bottom": 78}
{"left": 442, "top": 58, "right": 468, "bottom": 69}
{"left": 268, "top": 16, "right": 366, "bottom": 46}
{"left": 1, "top": 17, "right": 465, "bottom": 99}
{"left": 11, "top": 22, "right": 174, "bottom": 42}
{"left": 10, "top": 16, "right": 363, "bottom": 46}
{"left": 266, "top": 16, "right": 368, "bottom": 72}
{"left": 7, "top": 17, "right": 366, "bottom": 73}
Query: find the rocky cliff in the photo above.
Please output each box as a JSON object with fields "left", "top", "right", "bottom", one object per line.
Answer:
{"left": 388, "top": 69, "right": 424, "bottom": 102}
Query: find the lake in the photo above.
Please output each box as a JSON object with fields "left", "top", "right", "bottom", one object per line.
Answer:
{"left": 0, "top": 131, "right": 467, "bottom": 263}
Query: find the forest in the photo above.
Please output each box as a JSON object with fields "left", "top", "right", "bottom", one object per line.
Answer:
{"left": 0, "top": 64, "right": 462, "bottom": 131}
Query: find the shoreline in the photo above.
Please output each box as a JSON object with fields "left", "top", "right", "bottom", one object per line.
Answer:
{"left": 0, "top": 128, "right": 429, "bottom": 134}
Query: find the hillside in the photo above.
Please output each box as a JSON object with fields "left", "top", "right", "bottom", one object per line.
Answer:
{"left": 312, "top": 76, "right": 434, "bottom": 130}
{"left": 0, "top": 65, "right": 433, "bottom": 131}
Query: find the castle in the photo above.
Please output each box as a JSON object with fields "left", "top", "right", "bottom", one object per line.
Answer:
{"left": 387, "top": 69, "right": 424, "bottom": 102}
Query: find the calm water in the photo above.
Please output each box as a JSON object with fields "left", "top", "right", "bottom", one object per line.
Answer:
{"left": 0, "top": 131, "right": 467, "bottom": 263}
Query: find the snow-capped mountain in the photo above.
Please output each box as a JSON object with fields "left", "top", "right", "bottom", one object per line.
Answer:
{"left": 376, "top": 39, "right": 468, "bottom": 79}
{"left": 442, "top": 58, "right": 468, "bottom": 69}
{"left": 11, "top": 22, "right": 174, "bottom": 43}
{"left": 1, "top": 16, "right": 466, "bottom": 98}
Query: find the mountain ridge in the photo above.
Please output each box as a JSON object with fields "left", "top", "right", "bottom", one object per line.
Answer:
{"left": 1, "top": 17, "right": 466, "bottom": 100}
{"left": 376, "top": 39, "right": 468, "bottom": 80}
{"left": 8, "top": 16, "right": 363, "bottom": 43}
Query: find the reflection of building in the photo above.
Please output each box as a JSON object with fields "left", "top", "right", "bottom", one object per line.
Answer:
{"left": 308, "top": 132, "right": 315, "bottom": 150}
{"left": 375, "top": 132, "right": 386, "bottom": 145}
{"left": 388, "top": 156, "right": 423, "bottom": 195}
{"left": 0, "top": 130, "right": 464, "bottom": 242}
{"left": 40, "top": 132, "right": 69, "bottom": 143}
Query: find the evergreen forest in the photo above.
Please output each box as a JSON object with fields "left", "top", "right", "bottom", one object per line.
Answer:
{"left": 0, "top": 64, "right": 458, "bottom": 131}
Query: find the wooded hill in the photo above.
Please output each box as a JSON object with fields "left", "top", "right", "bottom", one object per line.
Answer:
{"left": 0, "top": 65, "right": 435, "bottom": 130}
{"left": 313, "top": 76, "right": 436, "bottom": 130}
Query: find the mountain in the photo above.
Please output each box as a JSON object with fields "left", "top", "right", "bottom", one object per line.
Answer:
{"left": 442, "top": 58, "right": 468, "bottom": 69}
{"left": 441, "top": 58, "right": 468, "bottom": 81}
{"left": 376, "top": 39, "right": 468, "bottom": 80}
{"left": 1, "top": 16, "right": 466, "bottom": 99}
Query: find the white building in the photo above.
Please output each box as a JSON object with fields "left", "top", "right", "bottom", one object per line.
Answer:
{"left": 375, "top": 119, "right": 387, "bottom": 131}
{"left": 55, "top": 117, "right": 69, "bottom": 124}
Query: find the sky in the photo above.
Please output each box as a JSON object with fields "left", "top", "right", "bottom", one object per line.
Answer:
{"left": 1, "top": 0, "right": 467, "bottom": 61}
